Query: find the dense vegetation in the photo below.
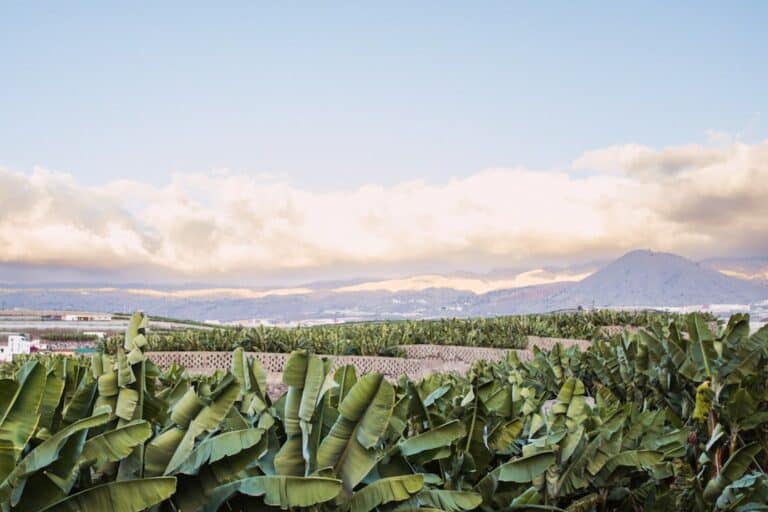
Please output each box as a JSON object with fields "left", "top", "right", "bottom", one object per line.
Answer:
{"left": 39, "top": 332, "right": 100, "bottom": 342}
{"left": 99, "top": 310, "right": 717, "bottom": 356}
{"left": 1, "top": 311, "right": 765, "bottom": 510}
{"left": 112, "top": 312, "right": 215, "bottom": 328}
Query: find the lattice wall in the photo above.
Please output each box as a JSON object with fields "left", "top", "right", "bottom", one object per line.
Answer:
{"left": 526, "top": 336, "right": 591, "bottom": 352}
{"left": 400, "top": 345, "right": 517, "bottom": 363}
{"left": 145, "top": 337, "right": 582, "bottom": 379}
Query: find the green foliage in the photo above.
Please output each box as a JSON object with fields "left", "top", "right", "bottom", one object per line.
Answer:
{"left": 1, "top": 311, "right": 766, "bottom": 511}
{"left": 39, "top": 332, "right": 100, "bottom": 342}
{"left": 98, "top": 309, "right": 716, "bottom": 356}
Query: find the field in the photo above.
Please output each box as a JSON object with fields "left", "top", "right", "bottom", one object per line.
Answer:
{"left": 98, "top": 309, "right": 717, "bottom": 356}
{"left": 0, "top": 311, "right": 766, "bottom": 511}
{"left": 0, "top": 308, "right": 212, "bottom": 335}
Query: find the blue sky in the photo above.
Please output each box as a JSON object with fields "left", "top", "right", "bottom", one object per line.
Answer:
{"left": 2, "top": 2, "right": 766, "bottom": 190}
{"left": 1, "top": 2, "right": 768, "bottom": 283}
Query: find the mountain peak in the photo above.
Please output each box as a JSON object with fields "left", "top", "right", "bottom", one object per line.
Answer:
{"left": 618, "top": 249, "right": 684, "bottom": 260}
{"left": 557, "top": 250, "right": 766, "bottom": 307}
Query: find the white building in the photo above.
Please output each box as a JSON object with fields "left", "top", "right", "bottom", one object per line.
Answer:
{"left": 8, "top": 334, "right": 31, "bottom": 353}
{"left": 0, "top": 334, "right": 32, "bottom": 361}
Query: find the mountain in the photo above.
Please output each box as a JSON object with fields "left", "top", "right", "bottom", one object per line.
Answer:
{"left": 330, "top": 267, "right": 592, "bottom": 294}
{"left": 1, "top": 250, "right": 767, "bottom": 322}
{"left": 549, "top": 250, "right": 768, "bottom": 308}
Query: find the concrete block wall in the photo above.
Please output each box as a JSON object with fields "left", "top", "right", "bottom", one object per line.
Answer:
{"left": 399, "top": 344, "right": 519, "bottom": 363}
{"left": 525, "top": 336, "right": 591, "bottom": 352}
{"left": 144, "top": 336, "right": 588, "bottom": 380}
{"left": 146, "top": 351, "right": 436, "bottom": 380}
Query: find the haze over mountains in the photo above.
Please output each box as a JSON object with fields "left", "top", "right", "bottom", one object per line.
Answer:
{"left": 1, "top": 250, "right": 766, "bottom": 323}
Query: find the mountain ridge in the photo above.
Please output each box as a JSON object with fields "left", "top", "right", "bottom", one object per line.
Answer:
{"left": 1, "top": 250, "right": 767, "bottom": 322}
{"left": 547, "top": 250, "right": 768, "bottom": 308}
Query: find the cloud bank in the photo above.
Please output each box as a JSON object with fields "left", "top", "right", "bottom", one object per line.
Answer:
{"left": 1, "top": 138, "right": 767, "bottom": 280}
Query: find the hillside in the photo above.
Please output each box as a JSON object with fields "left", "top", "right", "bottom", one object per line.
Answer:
{"left": 549, "top": 250, "right": 768, "bottom": 308}
{"left": 2, "top": 250, "right": 767, "bottom": 321}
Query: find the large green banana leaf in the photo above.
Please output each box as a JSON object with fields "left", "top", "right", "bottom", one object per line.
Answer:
{"left": 0, "top": 410, "right": 112, "bottom": 509}
{"left": 347, "top": 474, "right": 424, "bottom": 512}
{"left": 317, "top": 373, "right": 395, "bottom": 492}
{"left": 396, "top": 489, "right": 483, "bottom": 511}
{"left": 274, "top": 351, "right": 327, "bottom": 476}
{"left": 38, "top": 477, "right": 176, "bottom": 512}
{"left": 39, "top": 361, "right": 66, "bottom": 432}
{"left": 687, "top": 315, "right": 717, "bottom": 379}
{"left": 170, "top": 387, "right": 204, "bottom": 427}
{"left": 173, "top": 442, "right": 266, "bottom": 511}
{"left": 0, "top": 361, "right": 46, "bottom": 479}
{"left": 231, "top": 348, "right": 269, "bottom": 416}
{"left": 164, "top": 375, "right": 240, "bottom": 474}
{"left": 12, "top": 440, "right": 86, "bottom": 512}
{"left": 551, "top": 378, "right": 589, "bottom": 429}
{"left": 80, "top": 419, "right": 152, "bottom": 468}
{"left": 487, "top": 419, "right": 524, "bottom": 454}
{"left": 231, "top": 347, "right": 252, "bottom": 395}
{"left": 498, "top": 451, "right": 556, "bottom": 483}
{"left": 399, "top": 420, "right": 466, "bottom": 457}
{"left": 704, "top": 443, "right": 762, "bottom": 501}
{"left": 144, "top": 427, "right": 185, "bottom": 476}
{"left": 61, "top": 374, "right": 96, "bottom": 425}
{"left": 174, "top": 427, "right": 265, "bottom": 475}
{"left": 124, "top": 312, "right": 149, "bottom": 352}
{"left": 203, "top": 475, "right": 342, "bottom": 511}
{"left": 330, "top": 365, "right": 357, "bottom": 409}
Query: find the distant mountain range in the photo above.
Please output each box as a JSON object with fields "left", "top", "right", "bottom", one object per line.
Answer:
{"left": 1, "top": 250, "right": 767, "bottom": 323}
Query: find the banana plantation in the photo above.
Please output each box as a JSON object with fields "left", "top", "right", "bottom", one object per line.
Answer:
{"left": 1, "top": 312, "right": 767, "bottom": 511}
{"left": 99, "top": 310, "right": 717, "bottom": 356}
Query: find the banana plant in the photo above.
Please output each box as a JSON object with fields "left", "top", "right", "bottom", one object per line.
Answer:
{"left": 274, "top": 350, "right": 330, "bottom": 476}
{"left": 0, "top": 312, "right": 766, "bottom": 511}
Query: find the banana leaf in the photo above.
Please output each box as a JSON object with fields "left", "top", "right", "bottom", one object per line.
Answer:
{"left": 348, "top": 474, "right": 424, "bottom": 512}
{"left": 39, "top": 477, "right": 176, "bottom": 512}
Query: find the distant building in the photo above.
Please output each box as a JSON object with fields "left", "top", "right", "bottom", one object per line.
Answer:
{"left": 63, "top": 313, "right": 112, "bottom": 321}
{"left": 0, "top": 334, "right": 32, "bottom": 361}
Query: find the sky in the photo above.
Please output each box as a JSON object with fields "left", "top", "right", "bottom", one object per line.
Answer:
{"left": 1, "top": 2, "right": 768, "bottom": 285}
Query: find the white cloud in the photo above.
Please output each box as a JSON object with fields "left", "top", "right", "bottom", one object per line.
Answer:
{"left": 1, "top": 138, "right": 767, "bottom": 278}
{"left": 573, "top": 143, "right": 731, "bottom": 178}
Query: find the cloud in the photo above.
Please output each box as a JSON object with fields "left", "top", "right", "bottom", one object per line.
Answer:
{"left": 1, "top": 138, "right": 767, "bottom": 279}
{"left": 573, "top": 143, "right": 731, "bottom": 178}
